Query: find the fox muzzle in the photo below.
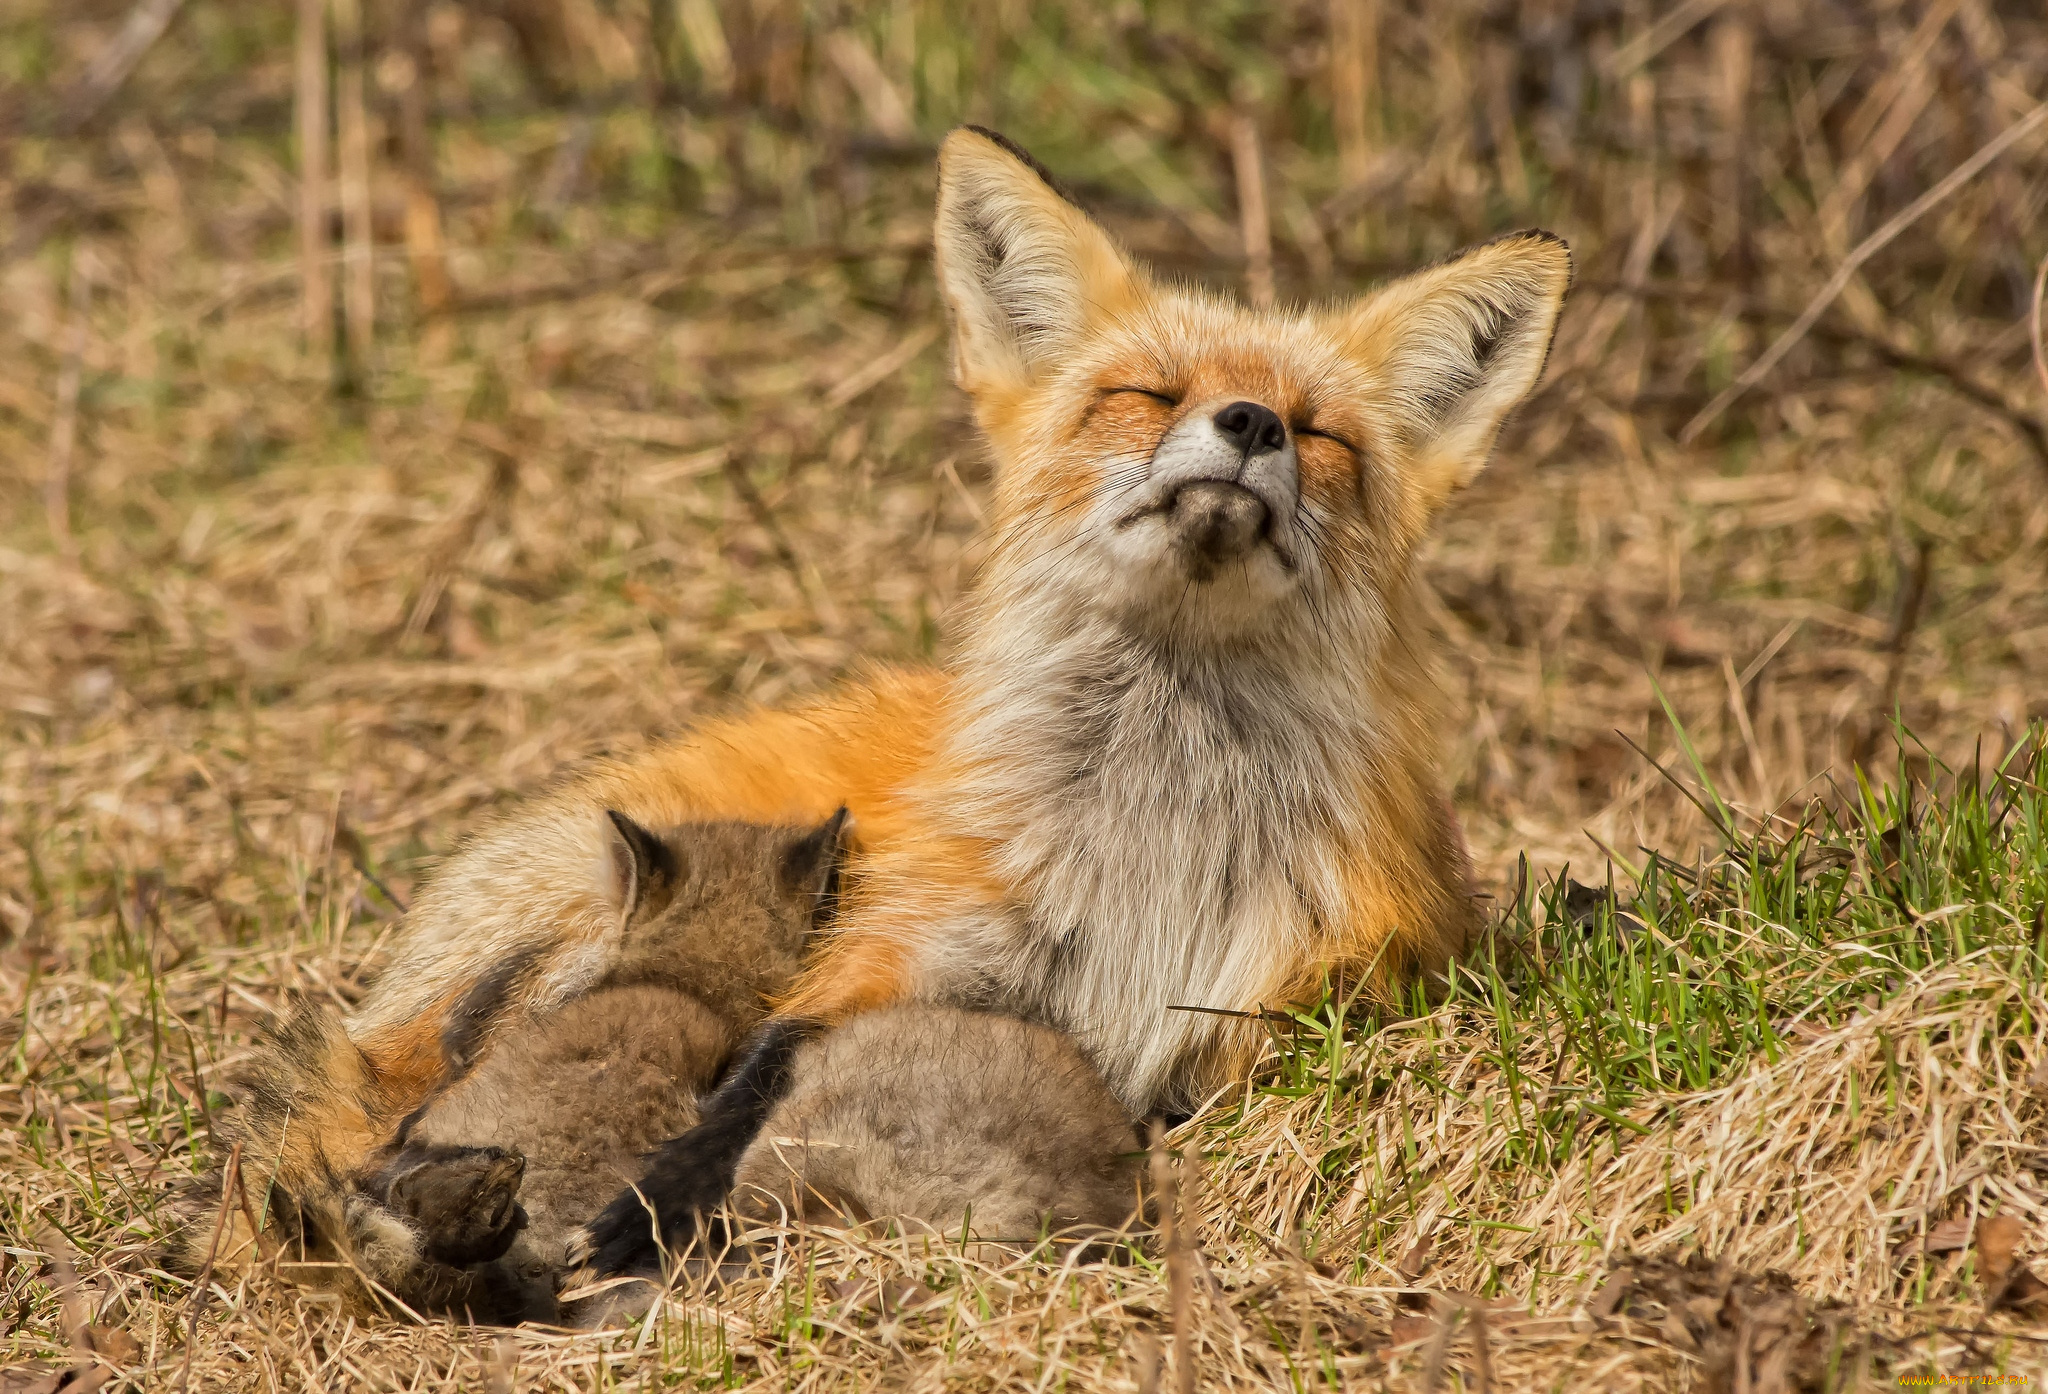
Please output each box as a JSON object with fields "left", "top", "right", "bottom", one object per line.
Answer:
{"left": 1124, "top": 399, "right": 1300, "bottom": 575}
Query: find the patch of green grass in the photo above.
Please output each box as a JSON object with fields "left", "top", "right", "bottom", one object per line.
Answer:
{"left": 1240, "top": 722, "right": 2048, "bottom": 1274}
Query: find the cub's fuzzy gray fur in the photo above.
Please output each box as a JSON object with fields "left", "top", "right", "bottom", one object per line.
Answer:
{"left": 730, "top": 1006, "right": 1149, "bottom": 1245}
{"left": 321, "top": 813, "right": 843, "bottom": 1323}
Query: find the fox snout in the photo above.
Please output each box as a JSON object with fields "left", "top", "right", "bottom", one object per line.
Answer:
{"left": 1123, "top": 398, "right": 1300, "bottom": 580}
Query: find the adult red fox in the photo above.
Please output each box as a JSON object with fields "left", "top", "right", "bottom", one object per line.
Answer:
{"left": 180, "top": 127, "right": 1569, "bottom": 1289}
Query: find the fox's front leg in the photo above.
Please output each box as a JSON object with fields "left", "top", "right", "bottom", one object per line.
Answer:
{"left": 572, "top": 1016, "right": 821, "bottom": 1274}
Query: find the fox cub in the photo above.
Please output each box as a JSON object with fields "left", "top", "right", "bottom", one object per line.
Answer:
{"left": 195, "top": 126, "right": 1572, "bottom": 1288}
{"left": 175, "top": 812, "right": 843, "bottom": 1318}
{"left": 729, "top": 1006, "right": 1147, "bottom": 1244}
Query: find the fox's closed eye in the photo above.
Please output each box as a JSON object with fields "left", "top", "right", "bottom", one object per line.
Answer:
{"left": 1105, "top": 387, "right": 1180, "bottom": 407}
{"left": 1295, "top": 425, "right": 1361, "bottom": 457}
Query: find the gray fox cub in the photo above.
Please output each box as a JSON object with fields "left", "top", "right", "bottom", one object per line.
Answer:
{"left": 388, "top": 1004, "right": 1148, "bottom": 1323}
{"left": 360, "top": 811, "right": 845, "bottom": 1322}
{"left": 729, "top": 1006, "right": 1148, "bottom": 1245}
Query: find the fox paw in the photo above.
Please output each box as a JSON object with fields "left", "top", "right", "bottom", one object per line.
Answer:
{"left": 569, "top": 1130, "right": 745, "bottom": 1275}
{"left": 378, "top": 1144, "right": 529, "bottom": 1267}
{"left": 573, "top": 1018, "right": 818, "bottom": 1276}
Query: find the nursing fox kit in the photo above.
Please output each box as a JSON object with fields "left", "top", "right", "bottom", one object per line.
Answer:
{"left": 184, "top": 126, "right": 1570, "bottom": 1290}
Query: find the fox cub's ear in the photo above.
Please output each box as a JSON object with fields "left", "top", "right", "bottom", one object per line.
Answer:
{"left": 933, "top": 127, "right": 1143, "bottom": 393}
{"left": 779, "top": 807, "right": 850, "bottom": 922}
{"left": 1330, "top": 231, "right": 1571, "bottom": 510}
{"left": 604, "top": 810, "right": 681, "bottom": 922}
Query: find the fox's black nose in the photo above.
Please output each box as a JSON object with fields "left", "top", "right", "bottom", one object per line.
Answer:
{"left": 1213, "top": 401, "right": 1286, "bottom": 456}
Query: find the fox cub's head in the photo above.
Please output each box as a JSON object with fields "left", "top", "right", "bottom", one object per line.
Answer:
{"left": 598, "top": 809, "right": 849, "bottom": 992}
{"left": 934, "top": 127, "right": 1570, "bottom": 648}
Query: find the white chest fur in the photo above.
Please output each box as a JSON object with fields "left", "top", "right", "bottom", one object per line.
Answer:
{"left": 927, "top": 617, "right": 1375, "bottom": 1112}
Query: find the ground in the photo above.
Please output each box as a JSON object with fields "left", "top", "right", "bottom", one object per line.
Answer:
{"left": 4, "top": 0, "right": 2048, "bottom": 1388}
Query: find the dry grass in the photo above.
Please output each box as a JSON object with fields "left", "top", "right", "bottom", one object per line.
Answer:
{"left": 4, "top": 0, "right": 2048, "bottom": 1387}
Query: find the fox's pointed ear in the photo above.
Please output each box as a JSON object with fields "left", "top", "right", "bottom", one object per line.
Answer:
{"left": 778, "top": 807, "right": 849, "bottom": 923}
{"left": 1330, "top": 231, "right": 1571, "bottom": 509}
{"left": 933, "top": 127, "right": 1143, "bottom": 393}
{"left": 603, "top": 810, "right": 680, "bottom": 922}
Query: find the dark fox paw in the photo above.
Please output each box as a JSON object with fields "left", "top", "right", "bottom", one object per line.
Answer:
{"left": 378, "top": 1144, "right": 529, "bottom": 1267}
{"left": 572, "top": 1017, "right": 820, "bottom": 1277}
{"left": 568, "top": 1137, "right": 736, "bottom": 1277}
{"left": 568, "top": 1181, "right": 677, "bottom": 1278}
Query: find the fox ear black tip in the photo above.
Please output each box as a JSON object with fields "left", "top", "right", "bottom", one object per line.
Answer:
{"left": 952, "top": 126, "right": 1074, "bottom": 205}
{"left": 781, "top": 808, "right": 852, "bottom": 909}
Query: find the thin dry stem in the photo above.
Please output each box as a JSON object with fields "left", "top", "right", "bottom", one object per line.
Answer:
{"left": 2030, "top": 250, "right": 2048, "bottom": 403}
{"left": 331, "top": 0, "right": 374, "bottom": 370}
{"left": 1230, "top": 110, "right": 1274, "bottom": 311}
{"left": 56, "top": 0, "right": 187, "bottom": 133}
{"left": 43, "top": 250, "right": 87, "bottom": 564}
{"left": 294, "top": 0, "right": 330, "bottom": 367}
{"left": 1684, "top": 101, "right": 2048, "bottom": 442}
{"left": 1326, "top": 0, "right": 1377, "bottom": 182}
{"left": 181, "top": 1143, "right": 242, "bottom": 1394}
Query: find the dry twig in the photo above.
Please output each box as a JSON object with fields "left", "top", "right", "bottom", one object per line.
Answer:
{"left": 56, "top": 0, "right": 187, "bottom": 133}
{"left": 180, "top": 1144, "right": 243, "bottom": 1394}
{"left": 332, "top": 0, "right": 375, "bottom": 371}
{"left": 1148, "top": 1121, "right": 1195, "bottom": 1394}
{"left": 45, "top": 251, "right": 89, "bottom": 564}
{"left": 1229, "top": 110, "right": 1274, "bottom": 311}
{"left": 2030, "top": 251, "right": 2048, "bottom": 404}
{"left": 1683, "top": 101, "right": 2048, "bottom": 443}
{"left": 295, "top": 0, "right": 331, "bottom": 370}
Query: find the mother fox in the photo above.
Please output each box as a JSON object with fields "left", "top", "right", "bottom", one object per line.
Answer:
{"left": 194, "top": 128, "right": 1569, "bottom": 1284}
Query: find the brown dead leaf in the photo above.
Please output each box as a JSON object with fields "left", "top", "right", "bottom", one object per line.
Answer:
{"left": 0, "top": 1365, "right": 62, "bottom": 1394}
{"left": 1923, "top": 1217, "right": 1974, "bottom": 1253}
{"left": 1, "top": 1366, "right": 111, "bottom": 1394}
{"left": 1976, "top": 1214, "right": 2023, "bottom": 1282}
{"left": 82, "top": 1325, "right": 140, "bottom": 1366}
{"left": 1793, "top": 846, "right": 1854, "bottom": 880}
{"left": 1397, "top": 1228, "right": 1434, "bottom": 1281}
{"left": 1617, "top": 1253, "right": 1868, "bottom": 1394}
{"left": 1590, "top": 1266, "right": 1635, "bottom": 1318}
{"left": 1384, "top": 1314, "right": 1437, "bottom": 1350}
{"left": 1977, "top": 1215, "right": 2048, "bottom": 1315}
